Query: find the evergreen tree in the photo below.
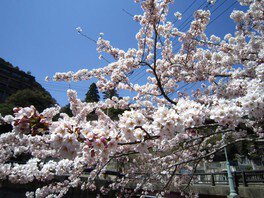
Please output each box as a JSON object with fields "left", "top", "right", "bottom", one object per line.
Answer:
{"left": 85, "top": 83, "right": 100, "bottom": 103}
{"left": 84, "top": 83, "right": 100, "bottom": 121}
{"left": 60, "top": 104, "right": 73, "bottom": 117}
{"left": 103, "top": 88, "right": 119, "bottom": 100}
{"left": 102, "top": 88, "right": 124, "bottom": 120}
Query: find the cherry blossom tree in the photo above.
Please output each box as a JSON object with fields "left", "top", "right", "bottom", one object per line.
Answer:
{"left": 0, "top": 0, "right": 263, "bottom": 197}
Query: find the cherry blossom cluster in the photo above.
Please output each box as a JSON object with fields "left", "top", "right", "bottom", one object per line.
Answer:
{"left": 11, "top": 106, "right": 55, "bottom": 136}
{"left": 151, "top": 99, "right": 205, "bottom": 139}
{"left": 0, "top": 113, "right": 13, "bottom": 125}
{"left": 119, "top": 110, "right": 148, "bottom": 141}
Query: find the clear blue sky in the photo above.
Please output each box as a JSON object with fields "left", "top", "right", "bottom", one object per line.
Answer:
{"left": 0, "top": 0, "right": 246, "bottom": 106}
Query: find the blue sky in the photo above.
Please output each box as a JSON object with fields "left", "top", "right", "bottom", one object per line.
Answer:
{"left": 0, "top": 0, "right": 246, "bottom": 106}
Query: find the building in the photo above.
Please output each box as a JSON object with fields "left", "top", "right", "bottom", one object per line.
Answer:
{"left": 0, "top": 58, "right": 43, "bottom": 103}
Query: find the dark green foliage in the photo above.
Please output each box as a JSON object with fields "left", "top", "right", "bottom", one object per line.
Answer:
{"left": 4, "top": 89, "right": 56, "bottom": 113}
{"left": 213, "top": 144, "right": 238, "bottom": 162}
{"left": 0, "top": 103, "right": 14, "bottom": 116}
{"left": 235, "top": 141, "right": 264, "bottom": 161}
{"left": 60, "top": 103, "right": 98, "bottom": 121}
{"left": 103, "top": 88, "right": 119, "bottom": 100}
{"left": 0, "top": 58, "right": 57, "bottom": 116}
{"left": 85, "top": 83, "right": 100, "bottom": 103}
{"left": 60, "top": 104, "right": 73, "bottom": 117}
{"left": 60, "top": 87, "right": 124, "bottom": 121}
{"left": 107, "top": 108, "right": 125, "bottom": 120}
{"left": 102, "top": 89, "right": 124, "bottom": 120}
{"left": 87, "top": 110, "right": 98, "bottom": 121}
{"left": 213, "top": 140, "right": 264, "bottom": 163}
{"left": 83, "top": 83, "right": 100, "bottom": 120}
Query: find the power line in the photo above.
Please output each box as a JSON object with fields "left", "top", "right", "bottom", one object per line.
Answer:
{"left": 42, "top": 83, "right": 88, "bottom": 91}
{"left": 169, "top": 0, "right": 211, "bottom": 53}
{"left": 176, "top": 0, "right": 209, "bottom": 32}
{"left": 129, "top": 1, "right": 204, "bottom": 84}
{"left": 168, "top": 1, "right": 239, "bottom": 99}
{"left": 130, "top": 0, "right": 239, "bottom": 100}
{"left": 41, "top": 83, "right": 89, "bottom": 94}
{"left": 40, "top": 80, "right": 90, "bottom": 89}
{"left": 171, "top": 0, "right": 197, "bottom": 24}
{"left": 172, "top": 0, "right": 237, "bottom": 53}
{"left": 43, "top": 85, "right": 87, "bottom": 93}
{"left": 209, "top": 1, "right": 238, "bottom": 25}
{"left": 131, "top": 1, "right": 210, "bottom": 84}
{"left": 211, "top": 0, "right": 230, "bottom": 15}
{"left": 132, "top": 68, "right": 148, "bottom": 84}
{"left": 181, "top": 0, "right": 197, "bottom": 16}
{"left": 169, "top": 82, "right": 198, "bottom": 99}
{"left": 168, "top": 82, "right": 191, "bottom": 97}
{"left": 43, "top": 86, "right": 87, "bottom": 93}
{"left": 44, "top": 88, "right": 69, "bottom": 93}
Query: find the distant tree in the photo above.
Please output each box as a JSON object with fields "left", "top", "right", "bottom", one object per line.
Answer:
{"left": 60, "top": 104, "right": 73, "bottom": 117}
{"left": 103, "top": 89, "right": 124, "bottom": 120}
{"left": 85, "top": 83, "right": 100, "bottom": 103}
{"left": 5, "top": 89, "right": 56, "bottom": 112}
{"left": 0, "top": 103, "right": 14, "bottom": 116}
{"left": 103, "top": 88, "right": 119, "bottom": 100}
{"left": 83, "top": 83, "right": 100, "bottom": 121}
{"left": 107, "top": 108, "right": 124, "bottom": 120}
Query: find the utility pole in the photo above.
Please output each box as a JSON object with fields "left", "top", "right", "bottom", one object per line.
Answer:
{"left": 224, "top": 146, "right": 239, "bottom": 198}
